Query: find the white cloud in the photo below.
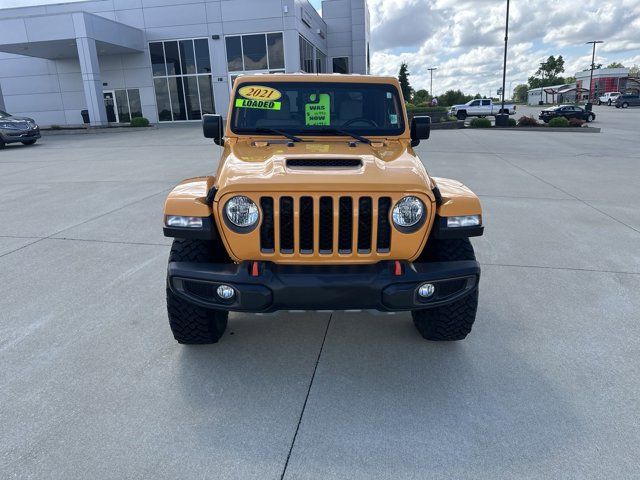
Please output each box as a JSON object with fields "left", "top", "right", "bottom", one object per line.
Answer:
{"left": 367, "top": 0, "right": 640, "bottom": 96}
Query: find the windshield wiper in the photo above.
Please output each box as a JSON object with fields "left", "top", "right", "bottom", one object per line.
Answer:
{"left": 317, "top": 128, "right": 372, "bottom": 145}
{"left": 256, "top": 128, "right": 304, "bottom": 143}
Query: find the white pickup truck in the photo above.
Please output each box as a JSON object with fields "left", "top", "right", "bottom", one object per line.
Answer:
{"left": 448, "top": 99, "right": 516, "bottom": 120}
{"left": 598, "top": 92, "right": 620, "bottom": 106}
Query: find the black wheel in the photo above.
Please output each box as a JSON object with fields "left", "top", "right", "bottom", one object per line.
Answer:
{"left": 598, "top": 101, "right": 602, "bottom": 105}
{"left": 456, "top": 111, "right": 467, "bottom": 120}
{"left": 607, "top": 100, "right": 612, "bottom": 106}
{"left": 166, "top": 239, "right": 229, "bottom": 344}
{"left": 0, "top": 139, "right": 5, "bottom": 149}
{"left": 587, "top": 114, "right": 595, "bottom": 122}
{"left": 622, "top": 102, "right": 629, "bottom": 109}
{"left": 412, "top": 238, "right": 479, "bottom": 341}
{"left": 22, "top": 139, "right": 37, "bottom": 146}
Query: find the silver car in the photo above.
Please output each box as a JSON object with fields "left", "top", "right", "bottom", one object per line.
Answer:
{"left": 0, "top": 110, "right": 41, "bottom": 148}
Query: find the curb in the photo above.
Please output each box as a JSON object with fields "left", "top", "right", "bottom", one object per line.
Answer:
{"left": 41, "top": 125, "right": 158, "bottom": 136}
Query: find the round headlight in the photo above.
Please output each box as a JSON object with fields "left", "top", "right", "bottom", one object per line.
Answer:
{"left": 225, "top": 196, "right": 259, "bottom": 228}
{"left": 392, "top": 196, "right": 425, "bottom": 228}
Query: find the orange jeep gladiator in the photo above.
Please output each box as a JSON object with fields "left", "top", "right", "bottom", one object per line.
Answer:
{"left": 163, "top": 74, "right": 483, "bottom": 344}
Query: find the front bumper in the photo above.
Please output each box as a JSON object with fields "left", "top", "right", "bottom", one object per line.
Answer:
{"left": 0, "top": 128, "right": 41, "bottom": 143}
{"left": 168, "top": 260, "right": 480, "bottom": 313}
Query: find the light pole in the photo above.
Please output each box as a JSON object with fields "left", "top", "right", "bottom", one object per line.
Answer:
{"left": 496, "top": 0, "right": 511, "bottom": 127}
{"left": 427, "top": 67, "right": 438, "bottom": 99}
{"left": 539, "top": 62, "right": 545, "bottom": 105}
{"left": 586, "top": 40, "right": 603, "bottom": 111}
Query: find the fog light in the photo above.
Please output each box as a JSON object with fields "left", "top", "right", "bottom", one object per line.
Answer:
{"left": 216, "top": 285, "right": 235, "bottom": 300}
{"left": 418, "top": 283, "right": 435, "bottom": 298}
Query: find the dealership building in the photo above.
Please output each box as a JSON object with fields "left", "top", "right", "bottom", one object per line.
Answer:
{"left": 0, "top": 0, "right": 370, "bottom": 126}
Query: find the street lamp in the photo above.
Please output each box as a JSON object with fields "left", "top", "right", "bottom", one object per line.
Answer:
{"left": 496, "top": 0, "right": 511, "bottom": 127}
{"left": 427, "top": 67, "right": 438, "bottom": 99}
{"left": 585, "top": 40, "right": 603, "bottom": 111}
{"left": 539, "top": 62, "right": 546, "bottom": 105}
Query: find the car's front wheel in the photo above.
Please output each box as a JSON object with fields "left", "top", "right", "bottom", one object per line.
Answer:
{"left": 22, "top": 140, "right": 37, "bottom": 146}
{"left": 166, "top": 239, "right": 228, "bottom": 344}
{"left": 412, "top": 238, "right": 479, "bottom": 341}
{"left": 586, "top": 114, "right": 595, "bottom": 122}
{"left": 608, "top": 100, "right": 612, "bottom": 106}
{"left": 622, "top": 102, "right": 629, "bottom": 109}
{"left": 456, "top": 111, "right": 467, "bottom": 120}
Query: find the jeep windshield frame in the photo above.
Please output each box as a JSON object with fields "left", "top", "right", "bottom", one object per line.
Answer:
{"left": 229, "top": 81, "right": 406, "bottom": 138}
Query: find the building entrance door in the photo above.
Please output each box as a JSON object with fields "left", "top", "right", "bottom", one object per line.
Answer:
{"left": 103, "top": 91, "right": 118, "bottom": 122}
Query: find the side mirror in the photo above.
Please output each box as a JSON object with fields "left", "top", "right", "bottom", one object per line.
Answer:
{"left": 203, "top": 114, "right": 223, "bottom": 145}
{"left": 410, "top": 116, "right": 430, "bottom": 147}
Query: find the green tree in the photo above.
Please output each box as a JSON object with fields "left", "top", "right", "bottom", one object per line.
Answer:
{"left": 530, "top": 55, "right": 567, "bottom": 88}
{"left": 437, "top": 89, "right": 474, "bottom": 107}
{"left": 398, "top": 63, "right": 413, "bottom": 101}
{"left": 630, "top": 65, "right": 639, "bottom": 75}
{"left": 513, "top": 84, "right": 529, "bottom": 103}
{"left": 412, "top": 89, "right": 430, "bottom": 105}
{"left": 607, "top": 62, "right": 625, "bottom": 68}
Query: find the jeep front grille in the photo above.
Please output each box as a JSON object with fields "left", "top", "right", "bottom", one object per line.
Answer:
{"left": 259, "top": 195, "right": 393, "bottom": 256}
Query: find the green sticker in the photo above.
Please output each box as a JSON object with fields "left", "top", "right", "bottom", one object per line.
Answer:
{"left": 235, "top": 98, "right": 281, "bottom": 110}
{"left": 305, "top": 93, "right": 330, "bottom": 126}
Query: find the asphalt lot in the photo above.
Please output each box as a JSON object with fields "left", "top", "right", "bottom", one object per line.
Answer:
{"left": 1, "top": 104, "right": 639, "bottom": 479}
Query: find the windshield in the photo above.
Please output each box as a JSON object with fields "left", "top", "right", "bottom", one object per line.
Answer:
{"left": 230, "top": 82, "right": 405, "bottom": 137}
{"left": 0, "top": 110, "right": 10, "bottom": 118}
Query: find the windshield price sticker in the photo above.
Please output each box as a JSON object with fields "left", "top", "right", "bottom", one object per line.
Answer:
{"left": 235, "top": 99, "right": 282, "bottom": 110}
{"left": 239, "top": 85, "right": 282, "bottom": 101}
{"left": 305, "top": 94, "right": 331, "bottom": 126}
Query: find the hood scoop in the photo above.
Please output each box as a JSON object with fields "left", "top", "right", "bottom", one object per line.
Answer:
{"left": 286, "top": 158, "right": 362, "bottom": 169}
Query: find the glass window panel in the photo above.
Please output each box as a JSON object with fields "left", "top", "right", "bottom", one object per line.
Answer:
{"left": 164, "top": 41, "right": 181, "bottom": 76}
{"left": 127, "top": 89, "right": 142, "bottom": 118}
{"left": 226, "top": 36, "right": 243, "bottom": 72}
{"left": 315, "top": 50, "right": 326, "bottom": 73}
{"left": 267, "top": 33, "right": 284, "bottom": 70}
{"left": 179, "top": 40, "right": 196, "bottom": 75}
{"left": 194, "top": 38, "right": 211, "bottom": 73}
{"left": 150, "top": 42, "right": 166, "bottom": 77}
{"left": 184, "top": 76, "right": 201, "bottom": 120}
{"left": 198, "top": 76, "right": 215, "bottom": 115}
{"left": 333, "top": 57, "right": 349, "bottom": 74}
{"left": 115, "top": 89, "right": 130, "bottom": 123}
{"left": 242, "top": 34, "right": 268, "bottom": 70}
{"left": 154, "top": 78, "right": 172, "bottom": 121}
{"left": 168, "top": 77, "right": 186, "bottom": 120}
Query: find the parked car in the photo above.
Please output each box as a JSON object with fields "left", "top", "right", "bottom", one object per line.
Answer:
{"left": 615, "top": 94, "right": 640, "bottom": 108}
{"left": 448, "top": 99, "right": 516, "bottom": 120}
{"left": 598, "top": 92, "right": 621, "bottom": 106}
{"left": 162, "top": 74, "right": 484, "bottom": 344}
{"left": 0, "top": 110, "right": 41, "bottom": 148}
{"left": 539, "top": 105, "right": 595, "bottom": 123}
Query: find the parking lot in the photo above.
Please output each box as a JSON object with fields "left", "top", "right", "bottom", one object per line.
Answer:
{"left": 1, "top": 105, "right": 639, "bottom": 479}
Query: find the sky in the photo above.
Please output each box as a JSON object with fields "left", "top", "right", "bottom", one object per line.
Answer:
{"left": 2, "top": 0, "right": 639, "bottom": 96}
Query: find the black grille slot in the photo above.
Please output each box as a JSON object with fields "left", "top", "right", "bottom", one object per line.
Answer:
{"left": 299, "top": 197, "right": 314, "bottom": 254}
{"left": 338, "top": 197, "right": 353, "bottom": 253}
{"left": 377, "top": 197, "right": 392, "bottom": 252}
{"left": 357, "top": 197, "right": 373, "bottom": 253}
{"left": 280, "top": 196, "right": 294, "bottom": 253}
{"left": 319, "top": 197, "right": 333, "bottom": 253}
{"left": 260, "top": 197, "right": 274, "bottom": 252}
{"left": 287, "top": 158, "right": 362, "bottom": 168}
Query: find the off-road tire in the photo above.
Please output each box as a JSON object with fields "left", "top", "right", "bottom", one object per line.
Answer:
{"left": 456, "top": 111, "right": 467, "bottom": 120}
{"left": 22, "top": 140, "right": 37, "bottom": 146}
{"left": 412, "top": 238, "right": 479, "bottom": 341}
{"left": 166, "top": 238, "right": 228, "bottom": 344}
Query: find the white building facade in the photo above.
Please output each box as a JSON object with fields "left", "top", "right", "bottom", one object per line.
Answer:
{"left": 0, "top": 0, "right": 370, "bottom": 126}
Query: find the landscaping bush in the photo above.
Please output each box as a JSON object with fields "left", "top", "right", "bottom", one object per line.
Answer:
{"left": 130, "top": 117, "right": 150, "bottom": 127}
{"left": 517, "top": 116, "right": 538, "bottom": 127}
{"left": 508, "top": 118, "right": 517, "bottom": 127}
{"left": 548, "top": 117, "right": 570, "bottom": 128}
{"left": 470, "top": 118, "right": 492, "bottom": 128}
{"left": 568, "top": 118, "right": 585, "bottom": 128}
{"left": 50, "top": 124, "right": 61, "bottom": 130}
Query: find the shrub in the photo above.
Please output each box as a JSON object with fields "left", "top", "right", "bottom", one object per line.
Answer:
{"left": 517, "top": 116, "right": 538, "bottom": 127}
{"left": 508, "top": 118, "right": 517, "bottom": 127}
{"left": 568, "top": 118, "right": 585, "bottom": 128}
{"left": 50, "top": 124, "right": 61, "bottom": 130}
{"left": 470, "top": 118, "right": 492, "bottom": 128}
{"left": 130, "top": 117, "right": 150, "bottom": 127}
{"left": 548, "top": 117, "right": 570, "bottom": 128}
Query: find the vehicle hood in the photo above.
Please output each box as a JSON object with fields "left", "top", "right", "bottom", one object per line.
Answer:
{"left": 215, "top": 139, "right": 432, "bottom": 196}
{"left": 449, "top": 104, "right": 468, "bottom": 109}
{"left": 0, "top": 115, "right": 36, "bottom": 123}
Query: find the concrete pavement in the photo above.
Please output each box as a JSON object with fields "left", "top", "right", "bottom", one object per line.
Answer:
{"left": 1, "top": 110, "right": 639, "bottom": 479}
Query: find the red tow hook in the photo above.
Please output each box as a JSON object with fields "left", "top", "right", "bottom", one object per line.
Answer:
{"left": 394, "top": 260, "right": 402, "bottom": 276}
{"left": 251, "top": 261, "right": 260, "bottom": 277}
